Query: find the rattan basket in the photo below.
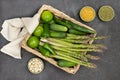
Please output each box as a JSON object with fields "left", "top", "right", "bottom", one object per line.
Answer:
{"left": 21, "top": 4, "right": 96, "bottom": 74}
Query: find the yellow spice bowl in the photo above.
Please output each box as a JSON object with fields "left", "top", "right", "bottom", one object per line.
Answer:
{"left": 80, "top": 6, "right": 96, "bottom": 22}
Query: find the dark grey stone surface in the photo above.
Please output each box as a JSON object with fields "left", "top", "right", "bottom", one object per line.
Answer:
{"left": 0, "top": 0, "right": 120, "bottom": 80}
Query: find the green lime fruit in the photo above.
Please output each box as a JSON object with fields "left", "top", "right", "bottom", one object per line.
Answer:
{"left": 27, "top": 36, "right": 39, "bottom": 48}
{"left": 33, "top": 25, "right": 43, "bottom": 37}
{"left": 41, "top": 10, "right": 53, "bottom": 23}
{"left": 98, "top": 6, "right": 115, "bottom": 22}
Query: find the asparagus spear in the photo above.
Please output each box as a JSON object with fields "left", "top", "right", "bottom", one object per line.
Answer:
{"left": 51, "top": 45, "right": 102, "bottom": 52}
{"left": 55, "top": 50, "right": 100, "bottom": 61}
{"left": 51, "top": 45, "right": 76, "bottom": 54}
{"left": 67, "top": 34, "right": 106, "bottom": 40}
{"left": 90, "top": 36, "right": 106, "bottom": 40}
{"left": 55, "top": 50, "right": 88, "bottom": 61}
{"left": 85, "top": 54, "right": 100, "bottom": 60}
{"left": 61, "top": 39, "right": 89, "bottom": 44}
{"left": 41, "top": 38, "right": 106, "bottom": 49}
{"left": 67, "top": 34, "right": 90, "bottom": 40}
{"left": 51, "top": 52, "right": 96, "bottom": 68}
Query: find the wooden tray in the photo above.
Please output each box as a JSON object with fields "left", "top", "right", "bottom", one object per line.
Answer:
{"left": 21, "top": 4, "right": 96, "bottom": 74}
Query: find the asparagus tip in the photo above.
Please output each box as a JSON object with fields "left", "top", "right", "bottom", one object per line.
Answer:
{"left": 90, "top": 56, "right": 100, "bottom": 60}
{"left": 89, "top": 63, "right": 97, "bottom": 68}
{"left": 102, "top": 45, "right": 107, "bottom": 49}
{"left": 93, "top": 56, "right": 100, "bottom": 60}
{"left": 86, "top": 54, "right": 100, "bottom": 60}
{"left": 95, "top": 44, "right": 107, "bottom": 50}
{"left": 93, "top": 36, "right": 107, "bottom": 40}
{"left": 96, "top": 49, "right": 103, "bottom": 53}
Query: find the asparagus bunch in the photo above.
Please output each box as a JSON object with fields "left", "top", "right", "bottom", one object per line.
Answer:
{"left": 39, "top": 41, "right": 95, "bottom": 67}
{"left": 51, "top": 51, "right": 96, "bottom": 68}
{"left": 41, "top": 38, "right": 106, "bottom": 49}
{"left": 39, "top": 34, "right": 106, "bottom": 68}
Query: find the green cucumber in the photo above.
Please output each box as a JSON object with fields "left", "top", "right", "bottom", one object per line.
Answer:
{"left": 65, "top": 21, "right": 95, "bottom": 34}
{"left": 50, "top": 24, "right": 68, "bottom": 32}
{"left": 69, "top": 29, "right": 88, "bottom": 35}
{"left": 53, "top": 16, "right": 71, "bottom": 28}
{"left": 58, "top": 60, "right": 76, "bottom": 67}
{"left": 50, "top": 31, "right": 66, "bottom": 38}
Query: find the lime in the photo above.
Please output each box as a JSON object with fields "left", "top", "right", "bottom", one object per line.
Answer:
{"left": 80, "top": 6, "right": 96, "bottom": 22}
{"left": 98, "top": 6, "right": 115, "bottom": 22}
{"left": 27, "top": 36, "right": 39, "bottom": 48}
{"left": 41, "top": 10, "right": 53, "bottom": 23}
{"left": 33, "top": 25, "right": 43, "bottom": 37}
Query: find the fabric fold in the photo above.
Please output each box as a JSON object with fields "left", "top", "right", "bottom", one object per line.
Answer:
{"left": 0, "top": 19, "right": 23, "bottom": 41}
{"left": 0, "top": 13, "right": 40, "bottom": 59}
{"left": 22, "top": 13, "right": 40, "bottom": 34}
{"left": 1, "top": 37, "right": 24, "bottom": 59}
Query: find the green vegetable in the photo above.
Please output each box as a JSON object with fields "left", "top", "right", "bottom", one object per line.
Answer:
{"left": 90, "top": 36, "right": 106, "bottom": 40}
{"left": 53, "top": 16, "right": 71, "bottom": 28}
{"left": 41, "top": 38, "right": 105, "bottom": 49}
{"left": 55, "top": 50, "right": 88, "bottom": 62}
{"left": 42, "top": 24, "right": 50, "bottom": 38}
{"left": 52, "top": 46, "right": 77, "bottom": 54}
{"left": 41, "top": 10, "right": 53, "bottom": 23}
{"left": 51, "top": 52, "right": 96, "bottom": 68}
{"left": 52, "top": 45, "right": 102, "bottom": 53}
{"left": 55, "top": 50, "right": 99, "bottom": 61}
{"left": 50, "top": 31, "right": 67, "bottom": 38}
{"left": 61, "top": 39, "right": 89, "bottom": 44}
{"left": 33, "top": 25, "right": 43, "bottom": 37}
{"left": 66, "top": 21, "right": 95, "bottom": 34}
{"left": 50, "top": 24, "right": 68, "bottom": 32}
{"left": 66, "top": 34, "right": 106, "bottom": 41}
{"left": 43, "top": 43, "right": 56, "bottom": 55}
{"left": 38, "top": 45, "right": 51, "bottom": 57}
{"left": 67, "top": 34, "right": 90, "bottom": 40}
{"left": 85, "top": 54, "right": 100, "bottom": 60}
{"left": 69, "top": 29, "right": 87, "bottom": 35}
{"left": 58, "top": 60, "right": 76, "bottom": 67}
{"left": 27, "top": 36, "right": 39, "bottom": 48}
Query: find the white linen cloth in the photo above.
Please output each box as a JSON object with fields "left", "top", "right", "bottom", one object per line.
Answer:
{"left": 0, "top": 13, "right": 40, "bottom": 59}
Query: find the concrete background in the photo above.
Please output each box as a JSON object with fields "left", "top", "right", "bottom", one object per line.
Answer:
{"left": 0, "top": 0, "right": 120, "bottom": 80}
